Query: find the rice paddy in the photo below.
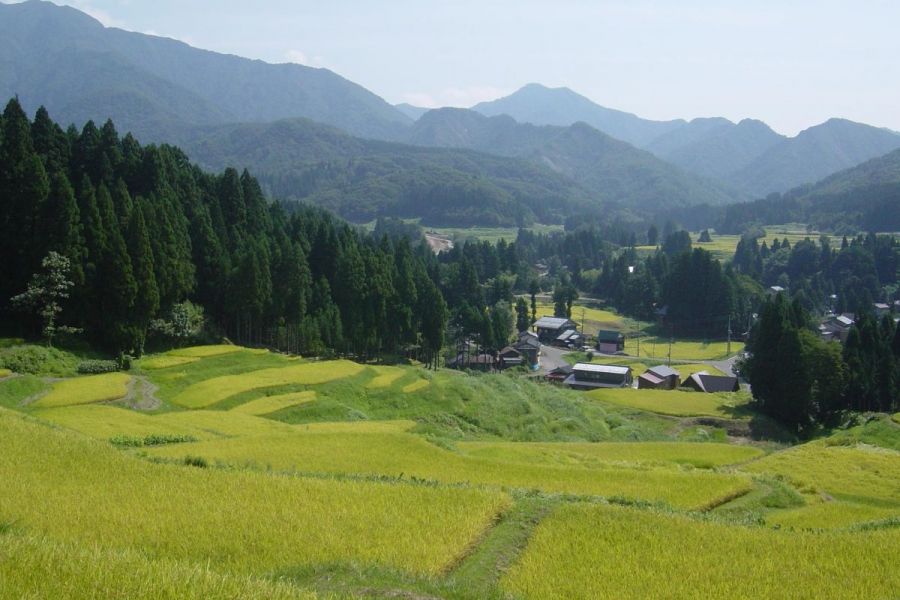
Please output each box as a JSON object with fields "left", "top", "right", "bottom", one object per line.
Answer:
{"left": 402, "top": 379, "right": 430, "bottom": 393}
{"left": 502, "top": 502, "right": 900, "bottom": 599}
{"left": 766, "top": 500, "right": 899, "bottom": 531}
{"left": 168, "top": 345, "right": 244, "bottom": 358}
{"left": 589, "top": 387, "right": 750, "bottom": 418}
{"left": 140, "top": 355, "right": 201, "bottom": 370}
{"left": 0, "top": 368, "right": 11, "bottom": 378}
{"left": 230, "top": 391, "right": 316, "bottom": 415}
{"left": 366, "top": 366, "right": 405, "bottom": 388}
{"left": 33, "top": 372, "right": 131, "bottom": 408}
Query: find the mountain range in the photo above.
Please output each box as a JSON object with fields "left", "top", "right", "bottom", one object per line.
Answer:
{"left": 2, "top": 0, "right": 899, "bottom": 229}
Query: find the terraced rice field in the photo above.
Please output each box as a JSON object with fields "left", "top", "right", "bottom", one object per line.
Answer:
{"left": 147, "top": 430, "right": 752, "bottom": 510}
{"left": 458, "top": 441, "right": 763, "bottom": 469}
{"left": 0, "top": 408, "right": 510, "bottom": 577}
{"left": 623, "top": 337, "right": 743, "bottom": 361}
{"left": 172, "top": 360, "right": 365, "bottom": 408}
{"left": 766, "top": 500, "right": 899, "bottom": 530}
{"left": 589, "top": 387, "right": 750, "bottom": 418}
{"left": 230, "top": 391, "right": 316, "bottom": 416}
{"left": 366, "top": 366, "right": 405, "bottom": 389}
{"left": 139, "top": 355, "right": 201, "bottom": 370}
{"left": 402, "top": 379, "right": 431, "bottom": 393}
{"left": 33, "top": 372, "right": 131, "bottom": 408}
{"left": 168, "top": 345, "right": 244, "bottom": 358}
{"left": 502, "top": 503, "right": 900, "bottom": 599}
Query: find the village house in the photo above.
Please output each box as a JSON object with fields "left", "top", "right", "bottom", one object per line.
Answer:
{"left": 874, "top": 303, "right": 891, "bottom": 318}
{"left": 546, "top": 364, "right": 573, "bottom": 383}
{"left": 595, "top": 330, "right": 625, "bottom": 354}
{"left": 682, "top": 371, "right": 739, "bottom": 393}
{"left": 554, "top": 329, "right": 585, "bottom": 348}
{"left": 637, "top": 365, "right": 680, "bottom": 390}
{"left": 564, "top": 363, "right": 633, "bottom": 390}
{"left": 513, "top": 331, "right": 541, "bottom": 369}
{"left": 820, "top": 314, "right": 855, "bottom": 343}
{"left": 533, "top": 316, "right": 578, "bottom": 344}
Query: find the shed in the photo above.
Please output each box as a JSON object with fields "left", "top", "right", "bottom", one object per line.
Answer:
{"left": 682, "top": 371, "right": 739, "bottom": 393}
{"left": 498, "top": 346, "right": 523, "bottom": 370}
{"left": 564, "top": 363, "right": 633, "bottom": 390}
{"left": 595, "top": 330, "right": 625, "bottom": 354}
{"left": 637, "top": 365, "right": 680, "bottom": 390}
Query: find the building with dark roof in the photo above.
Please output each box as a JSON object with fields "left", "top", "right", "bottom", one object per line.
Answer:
{"left": 533, "top": 316, "right": 578, "bottom": 343}
{"left": 595, "top": 330, "right": 625, "bottom": 354}
{"left": 513, "top": 331, "right": 541, "bottom": 369}
{"left": 637, "top": 365, "right": 680, "bottom": 390}
{"left": 682, "top": 371, "right": 739, "bottom": 393}
{"left": 546, "top": 364, "right": 573, "bottom": 383}
{"left": 564, "top": 363, "right": 633, "bottom": 390}
{"left": 554, "top": 329, "right": 585, "bottom": 348}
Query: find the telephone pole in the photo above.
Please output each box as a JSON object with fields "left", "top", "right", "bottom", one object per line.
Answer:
{"left": 726, "top": 315, "right": 732, "bottom": 355}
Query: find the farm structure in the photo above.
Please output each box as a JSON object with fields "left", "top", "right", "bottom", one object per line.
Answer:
{"left": 546, "top": 364, "right": 573, "bottom": 383}
{"left": 564, "top": 363, "right": 633, "bottom": 390}
{"left": 554, "top": 329, "right": 585, "bottom": 348}
{"left": 682, "top": 372, "right": 739, "bottom": 393}
{"left": 637, "top": 365, "right": 680, "bottom": 390}
{"left": 533, "top": 316, "right": 578, "bottom": 344}
{"left": 595, "top": 330, "right": 625, "bottom": 354}
{"left": 514, "top": 331, "right": 541, "bottom": 369}
{"left": 818, "top": 314, "right": 854, "bottom": 344}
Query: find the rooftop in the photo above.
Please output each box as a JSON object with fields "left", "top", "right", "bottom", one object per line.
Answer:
{"left": 572, "top": 363, "right": 630, "bottom": 375}
{"left": 647, "top": 365, "right": 679, "bottom": 378}
{"left": 534, "top": 316, "right": 574, "bottom": 329}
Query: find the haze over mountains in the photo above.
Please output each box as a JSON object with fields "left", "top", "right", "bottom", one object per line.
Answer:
{"left": 3, "top": 0, "right": 900, "bottom": 229}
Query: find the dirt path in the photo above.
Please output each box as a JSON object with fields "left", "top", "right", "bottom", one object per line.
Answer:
{"left": 121, "top": 375, "right": 161, "bottom": 411}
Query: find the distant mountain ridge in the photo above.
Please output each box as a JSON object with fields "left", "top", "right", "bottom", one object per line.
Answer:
{"left": 474, "top": 84, "right": 900, "bottom": 198}
{"left": 405, "top": 108, "right": 740, "bottom": 210}
{"left": 0, "top": 0, "right": 412, "bottom": 140}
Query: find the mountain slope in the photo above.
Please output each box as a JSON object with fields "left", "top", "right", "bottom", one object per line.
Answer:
{"left": 472, "top": 83, "right": 684, "bottom": 147}
{"left": 406, "top": 108, "right": 740, "bottom": 210}
{"left": 395, "top": 103, "right": 431, "bottom": 121}
{"left": 730, "top": 119, "right": 900, "bottom": 198}
{"left": 0, "top": 0, "right": 411, "bottom": 140}
{"left": 170, "top": 117, "right": 601, "bottom": 227}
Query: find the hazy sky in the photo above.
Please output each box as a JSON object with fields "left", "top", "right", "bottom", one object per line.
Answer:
{"left": 25, "top": 0, "right": 900, "bottom": 135}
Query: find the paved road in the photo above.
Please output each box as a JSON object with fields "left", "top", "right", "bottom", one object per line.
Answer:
{"left": 538, "top": 344, "right": 571, "bottom": 373}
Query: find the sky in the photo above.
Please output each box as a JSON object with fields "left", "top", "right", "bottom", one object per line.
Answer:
{"left": 20, "top": 0, "right": 900, "bottom": 135}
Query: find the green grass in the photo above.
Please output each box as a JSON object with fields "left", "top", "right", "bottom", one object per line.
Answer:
{"left": 624, "top": 337, "right": 743, "bottom": 361}
{"left": 172, "top": 360, "right": 365, "bottom": 408}
{"left": 824, "top": 416, "right": 900, "bottom": 451}
{"left": 588, "top": 388, "right": 751, "bottom": 418}
{"left": 146, "top": 430, "right": 752, "bottom": 510}
{"left": 0, "top": 408, "right": 511, "bottom": 577}
{"left": 0, "top": 343, "right": 82, "bottom": 376}
{"left": 366, "top": 366, "right": 406, "bottom": 389}
{"left": 742, "top": 442, "right": 900, "bottom": 507}
{"left": 502, "top": 503, "right": 900, "bottom": 599}
{"left": 457, "top": 441, "right": 764, "bottom": 469}
{"left": 0, "top": 374, "right": 47, "bottom": 410}
{"left": 230, "top": 391, "right": 316, "bottom": 416}
{"left": 0, "top": 368, "right": 10, "bottom": 378}
{"left": 0, "top": 532, "right": 315, "bottom": 599}
{"left": 33, "top": 372, "right": 131, "bottom": 408}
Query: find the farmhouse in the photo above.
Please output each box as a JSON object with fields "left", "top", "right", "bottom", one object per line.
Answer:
{"left": 874, "top": 303, "right": 891, "bottom": 318}
{"left": 820, "top": 314, "right": 854, "bottom": 343}
{"left": 637, "top": 365, "right": 680, "bottom": 390}
{"left": 498, "top": 346, "right": 523, "bottom": 370}
{"left": 564, "top": 363, "right": 633, "bottom": 390}
{"left": 513, "top": 331, "right": 541, "bottom": 369}
{"left": 546, "top": 364, "right": 573, "bottom": 383}
{"left": 533, "top": 316, "right": 578, "bottom": 343}
{"left": 682, "top": 371, "right": 739, "bottom": 393}
{"left": 554, "top": 329, "right": 585, "bottom": 348}
{"left": 448, "top": 352, "right": 496, "bottom": 372}
{"left": 595, "top": 330, "right": 625, "bottom": 354}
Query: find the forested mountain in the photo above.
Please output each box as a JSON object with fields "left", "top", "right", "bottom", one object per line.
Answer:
{"left": 719, "top": 148, "right": 900, "bottom": 233}
{"left": 729, "top": 119, "right": 900, "bottom": 198}
{"left": 0, "top": 98, "right": 449, "bottom": 362}
{"left": 395, "top": 103, "right": 430, "bottom": 121}
{"left": 406, "top": 108, "right": 740, "bottom": 210}
{"left": 171, "top": 117, "right": 598, "bottom": 227}
{"left": 472, "top": 83, "right": 684, "bottom": 147}
{"left": 0, "top": 0, "right": 412, "bottom": 140}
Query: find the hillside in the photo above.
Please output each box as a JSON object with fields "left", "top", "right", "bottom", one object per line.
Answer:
{"left": 0, "top": 0, "right": 411, "bottom": 140}
{"left": 395, "top": 103, "right": 430, "bottom": 121}
{"left": 719, "top": 148, "right": 900, "bottom": 233}
{"left": 406, "top": 108, "right": 740, "bottom": 210}
{"left": 472, "top": 83, "right": 684, "bottom": 147}
{"left": 175, "top": 117, "right": 599, "bottom": 226}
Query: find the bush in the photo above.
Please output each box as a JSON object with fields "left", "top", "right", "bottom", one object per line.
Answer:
{"left": 110, "top": 434, "right": 198, "bottom": 448}
{"left": 0, "top": 345, "right": 80, "bottom": 376}
{"left": 117, "top": 353, "right": 133, "bottom": 371}
{"left": 183, "top": 455, "right": 208, "bottom": 468}
{"left": 77, "top": 360, "right": 120, "bottom": 375}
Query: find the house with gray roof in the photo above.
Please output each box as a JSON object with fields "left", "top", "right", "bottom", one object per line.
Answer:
{"left": 637, "top": 365, "right": 680, "bottom": 390}
{"left": 564, "top": 363, "right": 633, "bottom": 390}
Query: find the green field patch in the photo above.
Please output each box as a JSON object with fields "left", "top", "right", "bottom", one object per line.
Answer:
{"left": 568, "top": 355, "right": 725, "bottom": 378}
{"left": 147, "top": 431, "right": 751, "bottom": 510}
{"left": 168, "top": 345, "right": 244, "bottom": 358}
{"left": 402, "top": 379, "right": 430, "bottom": 393}
{"left": 0, "top": 368, "right": 11, "bottom": 378}
{"left": 625, "top": 337, "right": 743, "bottom": 361}
{"left": 0, "top": 532, "right": 315, "bottom": 600}
{"left": 172, "top": 360, "right": 366, "bottom": 408}
{"left": 502, "top": 503, "right": 900, "bottom": 599}
{"left": 742, "top": 442, "right": 900, "bottom": 506}
{"left": 140, "top": 355, "right": 201, "bottom": 370}
{"left": 33, "top": 373, "right": 131, "bottom": 408}
{"left": 293, "top": 420, "right": 417, "bottom": 434}
{"left": 458, "top": 441, "right": 764, "bottom": 469}
{"left": 0, "top": 408, "right": 510, "bottom": 577}
{"left": 231, "top": 391, "right": 316, "bottom": 416}
{"left": 589, "top": 388, "right": 750, "bottom": 418}
{"left": 366, "top": 366, "right": 406, "bottom": 389}
{"left": 767, "top": 500, "right": 900, "bottom": 531}
{"left": 0, "top": 375, "right": 47, "bottom": 410}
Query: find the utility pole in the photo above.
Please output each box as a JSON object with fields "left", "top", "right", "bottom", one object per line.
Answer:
{"left": 667, "top": 337, "right": 672, "bottom": 366}
{"left": 726, "top": 315, "right": 732, "bottom": 355}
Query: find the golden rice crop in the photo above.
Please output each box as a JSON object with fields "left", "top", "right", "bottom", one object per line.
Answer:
{"left": 230, "top": 391, "right": 316, "bottom": 415}
{"left": 0, "top": 368, "right": 11, "bottom": 378}
{"left": 293, "top": 420, "right": 417, "bottom": 434}
{"left": 147, "top": 431, "right": 751, "bottom": 510}
{"left": 0, "top": 408, "right": 510, "bottom": 576}
{"left": 366, "top": 366, "right": 405, "bottom": 389}
{"left": 0, "top": 532, "right": 315, "bottom": 599}
{"left": 588, "top": 387, "right": 748, "bottom": 418}
{"left": 34, "top": 405, "right": 201, "bottom": 440}
{"left": 33, "top": 372, "right": 131, "bottom": 408}
{"left": 767, "top": 500, "right": 899, "bottom": 530}
{"left": 402, "top": 379, "right": 430, "bottom": 393}
{"left": 168, "top": 345, "right": 243, "bottom": 358}
{"left": 152, "top": 410, "right": 300, "bottom": 438}
{"left": 625, "top": 337, "right": 744, "bottom": 361}
{"left": 742, "top": 442, "right": 900, "bottom": 505}
{"left": 502, "top": 503, "right": 900, "bottom": 599}
{"left": 173, "top": 360, "right": 365, "bottom": 408}
{"left": 140, "top": 355, "right": 201, "bottom": 369}
{"left": 458, "top": 441, "right": 764, "bottom": 469}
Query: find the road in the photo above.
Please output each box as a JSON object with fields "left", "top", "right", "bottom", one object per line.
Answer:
{"left": 538, "top": 344, "right": 573, "bottom": 373}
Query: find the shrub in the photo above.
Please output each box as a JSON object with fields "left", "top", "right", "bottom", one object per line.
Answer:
{"left": 110, "top": 434, "right": 198, "bottom": 448}
{"left": 77, "top": 360, "right": 120, "bottom": 375}
{"left": 183, "top": 455, "right": 209, "bottom": 468}
{"left": 0, "top": 345, "right": 80, "bottom": 376}
{"left": 117, "top": 353, "right": 133, "bottom": 371}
